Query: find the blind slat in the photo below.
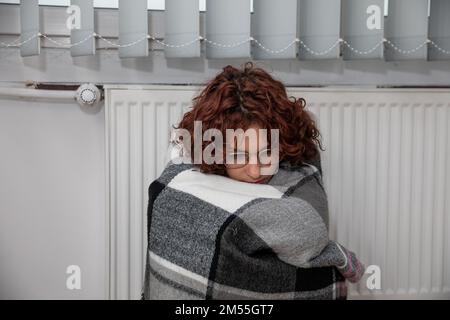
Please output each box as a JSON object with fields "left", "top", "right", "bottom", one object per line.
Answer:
{"left": 429, "top": 0, "right": 450, "bottom": 61}
{"left": 385, "top": 0, "right": 428, "bottom": 61}
{"left": 165, "top": 0, "right": 200, "bottom": 58}
{"left": 119, "top": 0, "right": 148, "bottom": 58}
{"left": 342, "top": 0, "right": 384, "bottom": 60}
{"left": 252, "top": 0, "right": 297, "bottom": 60}
{"left": 20, "top": 0, "right": 40, "bottom": 57}
{"left": 206, "top": 0, "right": 251, "bottom": 59}
{"left": 70, "top": 0, "right": 95, "bottom": 57}
{"left": 298, "top": 0, "right": 341, "bottom": 60}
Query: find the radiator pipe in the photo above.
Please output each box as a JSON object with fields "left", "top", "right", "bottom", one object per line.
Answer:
{"left": 0, "top": 87, "right": 77, "bottom": 102}
{"left": 0, "top": 84, "right": 103, "bottom": 108}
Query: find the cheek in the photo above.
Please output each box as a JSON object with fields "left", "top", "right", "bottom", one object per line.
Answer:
{"left": 226, "top": 167, "right": 246, "bottom": 180}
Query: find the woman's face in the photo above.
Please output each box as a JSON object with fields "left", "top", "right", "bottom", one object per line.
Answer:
{"left": 224, "top": 124, "right": 274, "bottom": 184}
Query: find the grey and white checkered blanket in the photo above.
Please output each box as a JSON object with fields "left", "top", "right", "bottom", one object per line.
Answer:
{"left": 142, "top": 159, "right": 364, "bottom": 300}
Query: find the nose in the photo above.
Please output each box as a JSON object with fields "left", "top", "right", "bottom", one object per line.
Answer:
{"left": 246, "top": 163, "right": 261, "bottom": 180}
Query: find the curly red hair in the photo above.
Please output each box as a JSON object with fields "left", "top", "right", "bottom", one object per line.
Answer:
{"left": 174, "top": 62, "right": 324, "bottom": 176}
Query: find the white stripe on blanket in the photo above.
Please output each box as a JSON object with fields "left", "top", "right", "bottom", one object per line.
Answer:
{"left": 168, "top": 169, "right": 283, "bottom": 213}
{"left": 150, "top": 250, "right": 323, "bottom": 299}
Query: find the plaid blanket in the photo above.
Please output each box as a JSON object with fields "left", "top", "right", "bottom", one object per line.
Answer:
{"left": 141, "top": 159, "right": 364, "bottom": 300}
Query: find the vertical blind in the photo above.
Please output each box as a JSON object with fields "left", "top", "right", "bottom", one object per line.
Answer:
{"left": 165, "top": 0, "right": 200, "bottom": 58}
{"left": 428, "top": 0, "right": 450, "bottom": 61}
{"left": 16, "top": 0, "right": 450, "bottom": 61}
{"left": 205, "top": 0, "right": 251, "bottom": 58}
{"left": 298, "top": 0, "right": 341, "bottom": 60}
{"left": 252, "top": 0, "right": 297, "bottom": 60}
{"left": 385, "top": 0, "right": 428, "bottom": 61}
{"left": 70, "top": 0, "right": 95, "bottom": 57}
{"left": 118, "top": 0, "right": 148, "bottom": 58}
{"left": 342, "top": 0, "right": 385, "bottom": 60}
{"left": 20, "top": 0, "right": 40, "bottom": 57}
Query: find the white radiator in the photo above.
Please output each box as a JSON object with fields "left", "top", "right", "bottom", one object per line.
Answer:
{"left": 105, "top": 85, "right": 450, "bottom": 300}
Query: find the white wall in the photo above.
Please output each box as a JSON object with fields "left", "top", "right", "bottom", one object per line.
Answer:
{"left": 0, "top": 96, "right": 107, "bottom": 299}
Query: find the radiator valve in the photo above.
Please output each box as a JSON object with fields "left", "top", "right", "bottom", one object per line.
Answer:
{"left": 76, "top": 83, "right": 102, "bottom": 107}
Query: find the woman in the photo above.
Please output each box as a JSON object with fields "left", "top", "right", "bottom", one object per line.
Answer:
{"left": 142, "top": 62, "right": 364, "bottom": 300}
{"left": 173, "top": 62, "right": 323, "bottom": 183}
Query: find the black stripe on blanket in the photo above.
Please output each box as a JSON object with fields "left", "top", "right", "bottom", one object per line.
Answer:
{"left": 146, "top": 180, "right": 166, "bottom": 244}
{"left": 206, "top": 214, "right": 340, "bottom": 298}
{"left": 205, "top": 214, "right": 238, "bottom": 300}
